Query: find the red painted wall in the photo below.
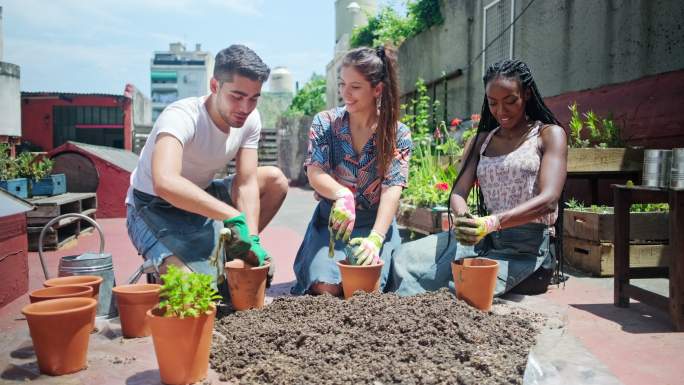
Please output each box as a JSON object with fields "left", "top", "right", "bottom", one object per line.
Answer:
{"left": 0, "top": 214, "right": 29, "bottom": 308}
{"left": 49, "top": 143, "right": 131, "bottom": 218}
{"left": 546, "top": 69, "right": 684, "bottom": 149}
{"left": 21, "top": 94, "right": 132, "bottom": 152}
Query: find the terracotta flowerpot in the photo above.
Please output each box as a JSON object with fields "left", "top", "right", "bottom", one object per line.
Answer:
{"left": 43, "top": 275, "right": 103, "bottom": 299}
{"left": 21, "top": 297, "right": 97, "bottom": 375}
{"left": 147, "top": 307, "right": 215, "bottom": 385}
{"left": 29, "top": 285, "right": 93, "bottom": 303}
{"left": 336, "top": 260, "right": 385, "bottom": 299}
{"left": 112, "top": 284, "right": 161, "bottom": 338}
{"left": 452, "top": 258, "right": 499, "bottom": 311}
{"left": 224, "top": 260, "right": 270, "bottom": 311}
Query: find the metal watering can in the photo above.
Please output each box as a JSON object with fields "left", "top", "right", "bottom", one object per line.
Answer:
{"left": 37, "top": 213, "right": 118, "bottom": 319}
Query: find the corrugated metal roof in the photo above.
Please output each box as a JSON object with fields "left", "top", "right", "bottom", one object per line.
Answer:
{"left": 0, "top": 189, "right": 34, "bottom": 217}
{"left": 21, "top": 91, "right": 128, "bottom": 99}
{"left": 67, "top": 142, "right": 139, "bottom": 172}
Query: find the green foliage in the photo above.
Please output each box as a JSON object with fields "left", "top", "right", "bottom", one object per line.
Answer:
{"left": 568, "top": 102, "right": 622, "bottom": 148}
{"left": 31, "top": 157, "right": 54, "bottom": 180}
{"left": 401, "top": 78, "right": 439, "bottom": 141}
{"left": 13, "top": 152, "right": 54, "bottom": 180}
{"left": 565, "top": 198, "right": 669, "bottom": 213}
{"left": 0, "top": 144, "right": 18, "bottom": 180}
{"left": 284, "top": 74, "right": 326, "bottom": 117}
{"left": 402, "top": 143, "right": 457, "bottom": 207}
{"left": 408, "top": 0, "right": 444, "bottom": 34}
{"left": 157, "top": 265, "right": 221, "bottom": 318}
{"left": 349, "top": 0, "right": 443, "bottom": 48}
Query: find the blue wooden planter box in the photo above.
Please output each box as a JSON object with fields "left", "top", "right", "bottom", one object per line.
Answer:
{"left": 0, "top": 178, "right": 29, "bottom": 199}
{"left": 30, "top": 174, "right": 67, "bottom": 196}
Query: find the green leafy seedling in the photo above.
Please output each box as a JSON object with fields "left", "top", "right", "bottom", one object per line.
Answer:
{"left": 157, "top": 265, "right": 222, "bottom": 318}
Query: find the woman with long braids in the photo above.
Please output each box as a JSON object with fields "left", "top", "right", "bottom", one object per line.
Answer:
{"left": 388, "top": 59, "right": 567, "bottom": 297}
{"left": 291, "top": 46, "right": 412, "bottom": 296}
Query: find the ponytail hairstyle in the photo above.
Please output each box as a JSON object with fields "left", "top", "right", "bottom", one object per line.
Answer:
{"left": 341, "top": 45, "right": 400, "bottom": 177}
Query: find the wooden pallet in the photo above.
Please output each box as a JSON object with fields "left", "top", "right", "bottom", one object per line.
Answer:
{"left": 226, "top": 128, "right": 279, "bottom": 174}
{"left": 397, "top": 203, "right": 451, "bottom": 235}
{"left": 563, "top": 209, "right": 669, "bottom": 242}
{"left": 563, "top": 236, "right": 670, "bottom": 277}
{"left": 26, "top": 193, "right": 98, "bottom": 251}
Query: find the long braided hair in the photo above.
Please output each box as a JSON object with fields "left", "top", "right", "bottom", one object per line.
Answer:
{"left": 447, "top": 59, "right": 567, "bottom": 283}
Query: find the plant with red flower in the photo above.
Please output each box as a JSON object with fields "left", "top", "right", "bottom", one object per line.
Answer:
{"left": 450, "top": 118, "right": 462, "bottom": 127}
{"left": 435, "top": 182, "right": 449, "bottom": 191}
{"left": 470, "top": 114, "right": 481, "bottom": 122}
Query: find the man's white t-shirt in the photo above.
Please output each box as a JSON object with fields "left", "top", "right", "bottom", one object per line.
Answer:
{"left": 125, "top": 95, "right": 261, "bottom": 204}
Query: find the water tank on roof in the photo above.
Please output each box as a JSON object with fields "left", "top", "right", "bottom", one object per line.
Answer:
{"left": 269, "top": 67, "right": 294, "bottom": 94}
{"left": 335, "top": 0, "right": 377, "bottom": 44}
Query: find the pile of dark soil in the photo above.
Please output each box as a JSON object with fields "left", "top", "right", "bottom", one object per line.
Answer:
{"left": 211, "top": 289, "right": 542, "bottom": 385}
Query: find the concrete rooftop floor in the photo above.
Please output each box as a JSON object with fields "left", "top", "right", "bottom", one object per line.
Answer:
{"left": 1, "top": 187, "right": 682, "bottom": 385}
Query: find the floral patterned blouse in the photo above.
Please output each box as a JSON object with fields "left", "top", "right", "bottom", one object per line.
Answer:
{"left": 305, "top": 107, "right": 412, "bottom": 210}
{"left": 476, "top": 120, "right": 558, "bottom": 226}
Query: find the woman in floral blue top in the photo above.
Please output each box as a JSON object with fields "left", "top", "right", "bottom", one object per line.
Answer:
{"left": 291, "top": 46, "right": 412, "bottom": 296}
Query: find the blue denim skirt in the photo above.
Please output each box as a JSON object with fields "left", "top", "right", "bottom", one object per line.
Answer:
{"left": 387, "top": 222, "right": 550, "bottom": 297}
{"left": 291, "top": 199, "right": 401, "bottom": 295}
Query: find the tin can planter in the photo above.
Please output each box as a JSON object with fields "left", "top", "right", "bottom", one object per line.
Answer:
{"left": 112, "top": 284, "right": 161, "bottom": 338}
{"left": 43, "top": 275, "right": 103, "bottom": 300}
{"left": 336, "top": 260, "right": 384, "bottom": 299}
{"left": 29, "top": 285, "right": 93, "bottom": 303}
{"left": 21, "top": 297, "right": 97, "bottom": 375}
{"left": 452, "top": 258, "right": 499, "bottom": 311}
{"left": 147, "top": 307, "right": 215, "bottom": 385}
{"left": 224, "top": 260, "right": 270, "bottom": 311}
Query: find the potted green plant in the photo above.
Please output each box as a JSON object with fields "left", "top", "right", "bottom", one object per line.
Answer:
{"left": 562, "top": 199, "right": 669, "bottom": 276}
{"left": 27, "top": 156, "right": 66, "bottom": 197}
{"left": 566, "top": 102, "right": 642, "bottom": 173}
{"left": 147, "top": 265, "right": 221, "bottom": 385}
{"left": 0, "top": 144, "right": 29, "bottom": 199}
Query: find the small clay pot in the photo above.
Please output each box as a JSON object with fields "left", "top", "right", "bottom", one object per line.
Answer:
{"left": 43, "top": 275, "right": 103, "bottom": 299}
{"left": 224, "top": 260, "right": 270, "bottom": 311}
{"left": 22, "top": 297, "right": 97, "bottom": 376}
{"left": 29, "top": 285, "right": 93, "bottom": 303}
{"left": 112, "top": 284, "right": 161, "bottom": 338}
{"left": 336, "top": 260, "right": 385, "bottom": 299}
{"left": 147, "top": 307, "right": 215, "bottom": 385}
{"left": 452, "top": 257, "right": 499, "bottom": 311}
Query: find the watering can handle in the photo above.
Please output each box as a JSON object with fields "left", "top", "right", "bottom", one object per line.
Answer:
{"left": 38, "top": 213, "right": 106, "bottom": 280}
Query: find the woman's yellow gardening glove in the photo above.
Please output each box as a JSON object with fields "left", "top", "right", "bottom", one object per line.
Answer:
{"left": 454, "top": 213, "right": 500, "bottom": 246}
{"left": 347, "top": 230, "right": 384, "bottom": 266}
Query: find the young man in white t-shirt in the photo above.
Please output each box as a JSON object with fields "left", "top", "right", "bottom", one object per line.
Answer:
{"left": 125, "top": 45, "right": 287, "bottom": 288}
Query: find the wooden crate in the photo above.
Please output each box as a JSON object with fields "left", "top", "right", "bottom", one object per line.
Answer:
{"left": 563, "top": 237, "right": 669, "bottom": 277}
{"left": 567, "top": 147, "right": 643, "bottom": 173}
{"left": 397, "top": 203, "right": 450, "bottom": 235}
{"left": 563, "top": 209, "right": 669, "bottom": 242}
{"left": 26, "top": 192, "right": 98, "bottom": 251}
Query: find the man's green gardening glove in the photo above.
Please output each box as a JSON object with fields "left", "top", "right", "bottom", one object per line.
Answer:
{"left": 347, "top": 230, "right": 384, "bottom": 266}
{"left": 247, "top": 235, "right": 269, "bottom": 267}
{"left": 454, "top": 213, "right": 500, "bottom": 246}
{"left": 222, "top": 213, "right": 253, "bottom": 262}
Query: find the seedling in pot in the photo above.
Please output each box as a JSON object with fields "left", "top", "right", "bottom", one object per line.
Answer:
{"left": 157, "top": 265, "right": 221, "bottom": 318}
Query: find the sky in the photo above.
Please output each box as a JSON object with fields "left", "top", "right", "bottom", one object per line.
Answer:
{"left": 1, "top": 0, "right": 347, "bottom": 96}
{"left": 2, "top": 0, "right": 406, "bottom": 97}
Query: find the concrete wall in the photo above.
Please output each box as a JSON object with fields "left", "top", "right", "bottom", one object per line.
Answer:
{"left": 397, "top": 0, "right": 684, "bottom": 147}
{"left": 276, "top": 114, "right": 313, "bottom": 186}
{"left": 0, "top": 63, "right": 21, "bottom": 137}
